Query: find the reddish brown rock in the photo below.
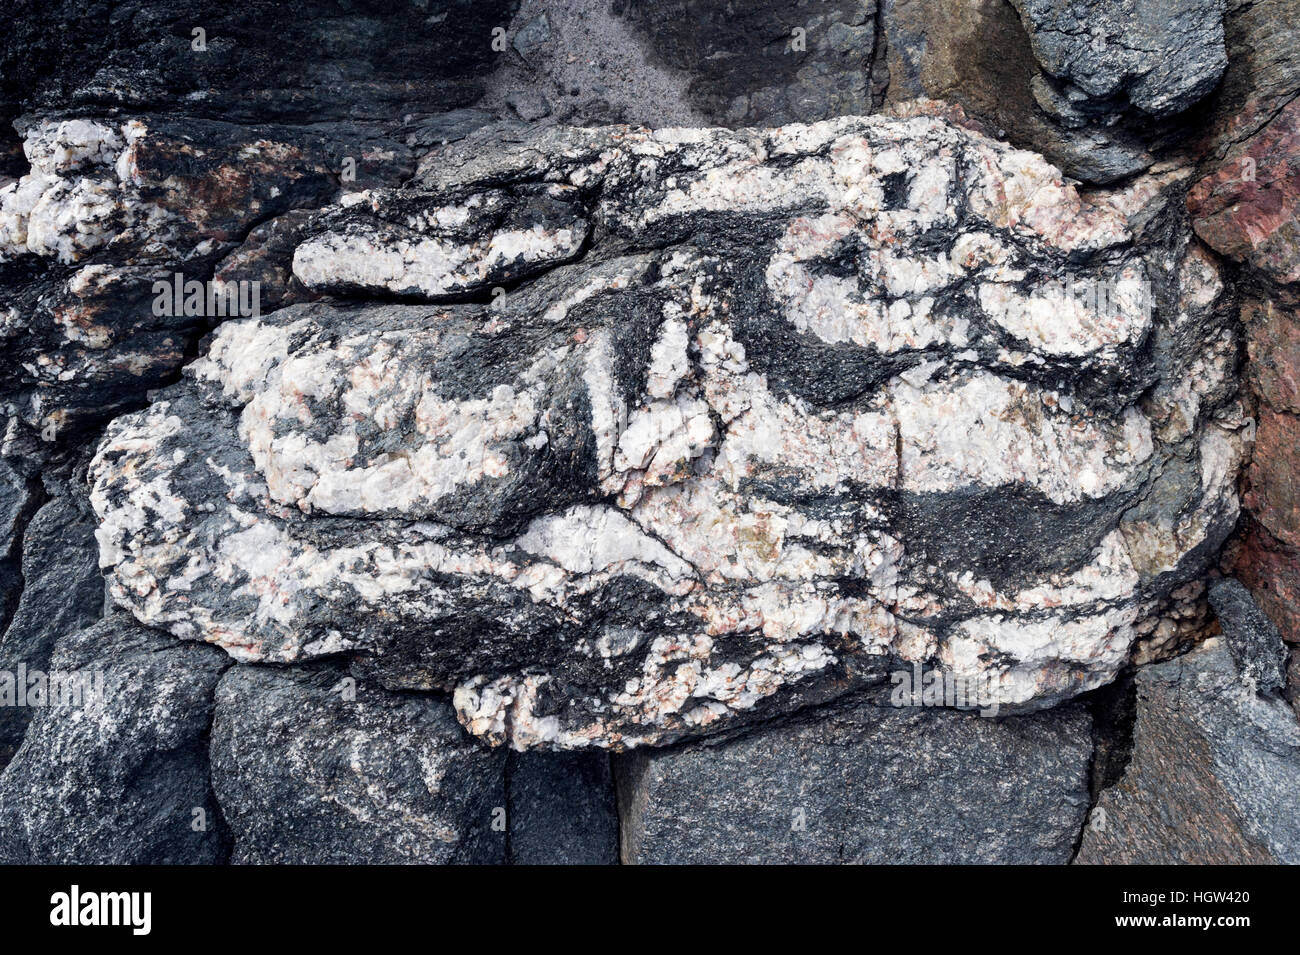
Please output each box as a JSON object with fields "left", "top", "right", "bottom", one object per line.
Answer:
{"left": 1188, "top": 98, "right": 1300, "bottom": 285}
{"left": 1227, "top": 518, "right": 1300, "bottom": 645}
{"left": 1244, "top": 297, "right": 1300, "bottom": 413}
{"left": 1195, "top": 0, "right": 1300, "bottom": 162}
{"left": 1244, "top": 408, "right": 1300, "bottom": 548}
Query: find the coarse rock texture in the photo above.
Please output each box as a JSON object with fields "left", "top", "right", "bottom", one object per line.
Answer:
{"left": 507, "top": 751, "right": 619, "bottom": 864}
{"left": 1189, "top": 97, "right": 1300, "bottom": 286}
{"left": 1186, "top": 12, "right": 1300, "bottom": 660}
{"left": 616, "top": 697, "right": 1093, "bottom": 864}
{"left": 611, "top": 0, "right": 882, "bottom": 127}
{"left": 0, "top": 479, "right": 104, "bottom": 767}
{"left": 1208, "top": 577, "right": 1288, "bottom": 691}
{"left": 210, "top": 664, "right": 506, "bottom": 864}
{"left": 89, "top": 113, "right": 1247, "bottom": 750}
{"left": 1009, "top": 0, "right": 1227, "bottom": 120}
{"left": 0, "top": 461, "right": 37, "bottom": 635}
{"left": 879, "top": 0, "right": 1155, "bottom": 185}
{"left": 0, "top": 0, "right": 520, "bottom": 152}
{"left": 0, "top": 114, "right": 412, "bottom": 456}
{"left": 1, "top": 0, "right": 1298, "bottom": 865}
{"left": 1075, "top": 631, "right": 1300, "bottom": 864}
{"left": 0, "top": 614, "right": 231, "bottom": 864}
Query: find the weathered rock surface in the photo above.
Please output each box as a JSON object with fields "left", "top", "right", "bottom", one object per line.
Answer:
{"left": 89, "top": 113, "right": 1247, "bottom": 750}
{"left": 0, "top": 461, "right": 36, "bottom": 635}
{"left": 1010, "top": 0, "right": 1227, "bottom": 119}
{"left": 0, "top": 615, "right": 231, "bottom": 864}
{"left": 0, "top": 115, "right": 412, "bottom": 454}
{"left": 1208, "top": 577, "right": 1288, "bottom": 691}
{"left": 1076, "top": 630, "right": 1300, "bottom": 864}
{"left": 1194, "top": 0, "right": 1300, "bottom": 162}
{"left": 1189, "top": 97, "right": 1300, "bottom": 286}
{"left": 880, "top": 0, "right": 1156, "bottom": 184}
{"left": 211, "top": 664, "right": 506, "bottom": 864}
{"left": 617, "top": 698, "right": 1093, "bottom": 864}
{"left": 0, "top": 0, "right": 519, "bottom": 139}
{"left": 507, "top": 751, "right": 619, "bottom": 864}
{"left": 613, "top": 0, "right": 881, "bottom": 126}
{"left": 0, "top": 481, "right": 104, "bottom": 767}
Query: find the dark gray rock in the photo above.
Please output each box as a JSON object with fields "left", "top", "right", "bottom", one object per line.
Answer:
{"left": 512, "top": 13, "right": 552, "bottom": 62}
{"left": 614, "top": 0, "right": 879, "bottom": 126}
{"left": 879, "top": 0, "right": 1156, "bottom": 184}
{"left": 1208, "top": 577, "right": 1288, "bottom": 692}
{"left": 0, "top": 486, "right": 104, "bottom": 767}
{"left": 505, "top": 88, "right": 552, "bottom": 122}
{"left": 0, "top": 460, "right": 36, "bottom": 636}
{"left": 0, "top": 0, "right": 520, "bottom": 136}
{"left": 0, "top": 614, "right": 231, "bottom": 864}
{"left": 211, "top": 665, "right": 506, "bottom": 864}
{"left": 1076, "top": 637, "right": 1300, "bottom": 864}
{"left": 616, "top": 699, "right": 1094, "bottom": 864}
{"left": 507, "top": 751, "right": 618, "bottom": 864}
{"left": 1286, "top": 646, "right": 1300, "bottom": 719}
{"left": 1010, "top": 0, "right": 1227, "bottom": 118}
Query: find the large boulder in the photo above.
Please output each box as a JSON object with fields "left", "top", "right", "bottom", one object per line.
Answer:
{"left": 1009, "top": 0, "right": 1227, "bottom": 119}
{"left": 89, "top": 114, "right": 1246, "bottom": 749}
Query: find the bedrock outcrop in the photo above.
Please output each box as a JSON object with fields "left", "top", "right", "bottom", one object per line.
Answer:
{"left": 85, "top": 112, "right": 1247, "bottom": 750}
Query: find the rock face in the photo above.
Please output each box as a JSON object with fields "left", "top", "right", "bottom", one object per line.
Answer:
{"left": 1189, "top": 97, "right": 1300, "bottom": 286}
{"left": 211, "top": 664, "right": 506, "bottom": 864}
{"left": 1010, "top": 0, "right": 1227, "bottom": 120}
{"left": 0, "top": 115, "right": 411, "bottom": 455}
{"left": 1076, "top": 632, "right": 1300, "bottom": 864}
{"left": 1, "top": 0, "right": 1298, "bottom": 866}
{"left": 89, "top": 114, "right": 1246, "bottom": 750}
{"left": 613, "top": 0, "right": 882, "bottom": 126}
{"left": 0, "top": 0, "right": 518, "bottom": 140}
{"left": 0, "top": 615, "right": 231, "bottom": 864}
{"left": 617, "top": 698, "right": 1093, "bottom": 864}
{"left": 0, "top": 482, "right": 104, "bottom": 767}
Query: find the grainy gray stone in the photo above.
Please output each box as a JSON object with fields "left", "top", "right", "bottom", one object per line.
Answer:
{"left": 0, "top": 460, "right": 35, "bottom": 637}
{"left": 211, "top": 665, "right": 506, "bottom": 864}
{"left": 0, "top": 615, "right": 231, "bottom": 864}
{"left": 0, "top": 486, "right": 103, "bottom": 767}
{"left": 1076, "top": 637, "right": 1300, "bottom": 864}
{"left": 1010, "top": 0, "right": 1227, "bottom": 117}
{"left": 616, "top": 699, "right": 1094, "bottom": 864}
{"left": 507, "top": 751, "right": 618, "bottom": 864}
{"left": 1208, "top": 577, "right": 1287, "bottom": 692}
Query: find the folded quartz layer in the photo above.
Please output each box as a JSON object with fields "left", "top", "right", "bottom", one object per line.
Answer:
{"left": 89, "top": 113, "right": 1246, "bottom": 749}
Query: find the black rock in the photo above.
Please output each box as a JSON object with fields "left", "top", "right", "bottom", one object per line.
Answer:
{"left": 1208, "top": 577, "right": 1288, "bottom": 693}
{"left": 0, "top": 486, "right": 104, "bottom": 767}
{"left": 507, "top": 751, "right": 618, "bottom": 864}
{"left": 210, "top": 664, "right": 507, "bottom": 864}
{"left": 0, "top": 615, "right": 231, "bottom": 864}
{"left": 616, "top": 699, "right": 1094, "bottom": 864}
